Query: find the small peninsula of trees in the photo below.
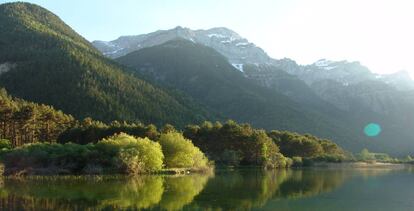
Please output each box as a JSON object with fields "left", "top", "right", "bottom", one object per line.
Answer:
{"left": 183, "top": 121, "right": 290, "bottom": 168}
{"left": 1, "top": 133, "right": 210, "bottom": 175}
{"left": 269, "top": 130, "right": 347, "bottom": 163}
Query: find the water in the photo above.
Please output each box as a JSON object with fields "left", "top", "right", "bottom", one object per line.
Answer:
{"left": 0, "top": 167, "right": 413, "bottom": 210}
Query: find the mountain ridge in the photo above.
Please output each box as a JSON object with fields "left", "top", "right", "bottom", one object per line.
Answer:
{"left": 93, "top": 26, "right": 414, "bottom": 91}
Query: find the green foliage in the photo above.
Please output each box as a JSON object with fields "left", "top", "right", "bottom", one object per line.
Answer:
{"left": 356, "top": 148, "right": 399, "bottom": 163}
{"left": 1, "top": 133, "right": 165, "bottom": 175}
{"left": 357, "top": 148, "right": 376, "bottom": 161}
{"left": 184, "top": 120, "right": 288, "bottom": 167}
{"left": 96, "top": 133, "right": 164, "bottom": 173}
{"left": 158, "top": 132, "right": 208, "bottom": 168}
{"left": 0, "top": 139, "right": 11, "bottom": 150}
{"left": 291, "top": 156, "right": 303, "bottom": 167}
{"left": 58, "top": 119, "right": 160, "bottom": 145}
{"left": 404, "top": 155, "right": 413, "bottom": 162}
{"left": 1, "top": 143, "right": 97, "bottom": 175}
{"left": 269, "top": 130, "right": 347, "bottom": 162}
{"left": 0, "top": 89, "right": 75, "bottom": 147}
{"left": 160, "top": 124, "right": 177, "bottom": 134}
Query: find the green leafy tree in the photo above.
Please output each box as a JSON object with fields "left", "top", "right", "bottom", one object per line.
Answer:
{"left": 358, "top": 148, "right": 375, "bottom": 161}
{"left": 158, "top": 132, "right": 208, "bottom": 168}
{"left": 96, "top": 133, "right": 164, "bottom": 173}
{"left": 184, "top": 120, "right": 287, "bottom": 167}
{"left": 269, "top": 130, "right": 346, "bottom": 161}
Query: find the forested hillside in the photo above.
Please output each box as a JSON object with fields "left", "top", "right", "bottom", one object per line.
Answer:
{"left": 0, "top": 2, "right": 209, "bottom": 126}
{"left": 0, "top": 88, "right": 74, "bottom": 146}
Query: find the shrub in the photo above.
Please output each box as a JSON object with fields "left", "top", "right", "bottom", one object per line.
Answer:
{"left": 0, "top": 139, "right": 11, "bottom": 150}
{"left": 267, "top": 153, "right": 292, "bottom": 168}
{"left": 158, "top": 132, "right": 208, "bottom": 168}
{"left": 313, "top": 154, "right": 344, "bottom": 163}
{"left": 96, "top": 133, "right": 164, "bottom": 174}
{"left": 292, "top": 156, "right": 303, "bottom": 167}
{"left": 2, "top": 133, "right": 164, "bottom": 175}
{"left": 1, "top": 143, "right": 96, "bottom": 175}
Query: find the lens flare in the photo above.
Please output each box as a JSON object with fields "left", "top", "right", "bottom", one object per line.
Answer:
{"left": 364, "top": 123, "right": 382, "bottom": 137}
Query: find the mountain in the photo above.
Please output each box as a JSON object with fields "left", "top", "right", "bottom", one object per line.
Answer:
{"left": 379, "top": 70, "right": 414, "bottom": 91}
{"left": 116, "top": 39, "right": 368, "bottom": 151}
{"left": 96, "top": 27, "right": 414, "bottom": 155}
{"left": 93, "top": 26, "right": 414, "bottom": 88}
{"left": 0, "top": 2, "right": 210, "bottom": 126}
{"left": 93, "top": 27, "right": 342, "bottom": 110}
{"left": 276, "top": 59, "right": 414, "bottom": 90}
{"left": 94, "top": 27, "right": 414, "bottom": 91}
{"left": 93, "top": 26, "right": 272, "bottom": 66}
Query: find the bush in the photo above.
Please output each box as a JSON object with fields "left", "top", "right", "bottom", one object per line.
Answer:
{"left": 158, "top": 132, "right": 208, "bottom": 169}
{"left": 1, "top": 143, "right": 96, "bottom": 175}
{"left": 313, "top": 154, "right": 344, "bottom": 163}
{"left": 1, "top": 133, "right": 164, "bottom": 175}
{"left": 292, "top": 156, "right": 303, "bottom": 167}
{"left": 0, "top": 139, "right": 11, "bottom": 150}
{"left": 267, "top": 153, "right": 292, "bottom": 168}
{"left": 96, "top": 133, "right": 164, "bottom": 174}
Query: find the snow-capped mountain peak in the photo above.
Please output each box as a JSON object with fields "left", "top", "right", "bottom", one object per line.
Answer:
{"left": 92, "top": 27, "right": 414, "bottom": 91}
{"left": 93, "top": 26, "right": 271, "bottom": 64}
{"left": 313, "top": 59, "right": 333, "bottom": 67}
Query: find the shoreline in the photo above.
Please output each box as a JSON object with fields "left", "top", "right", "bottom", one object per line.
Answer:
{"left": 0, "top": 164, "right": 214, "bottom": 177}
{"left": 1, "top": 161, "right": 411, "bottom": 177}
{"left": 310, "top": 161, "right": 410, "bottom": 169}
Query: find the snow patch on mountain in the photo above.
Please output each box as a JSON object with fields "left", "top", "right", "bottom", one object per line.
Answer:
{"left": 313, "top": 59, "right": 339, "bottom": 70}
{"left": 232, "top": 63, "right": 244, "bottom": 72}
{"left": 236, "top": 42, "right": 250, "bottom": 47}
{"left": 104, "top": 47, "right": 125, "bottom": 56}
{"left": 95, "top": 41, "right": 117, "bottom": 48}
{"left": 207, "top": 33, "right": 226, "bottom": 39}
{"left": 314, "top": 59, "right": 333, "bottom": 67}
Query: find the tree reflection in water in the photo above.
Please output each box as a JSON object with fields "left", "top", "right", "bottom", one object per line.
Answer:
{"left": 0, "top": 168, "right": 399, "bottom": 210}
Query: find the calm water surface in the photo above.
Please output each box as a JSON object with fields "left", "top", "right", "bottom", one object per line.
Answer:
{"left": 0, "top": 167, "right": 413, "bottom": 210}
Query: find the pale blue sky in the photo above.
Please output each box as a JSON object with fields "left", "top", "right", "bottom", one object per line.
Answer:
{"left": 1, "top": 0, "right": 414, "bottom": 76}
